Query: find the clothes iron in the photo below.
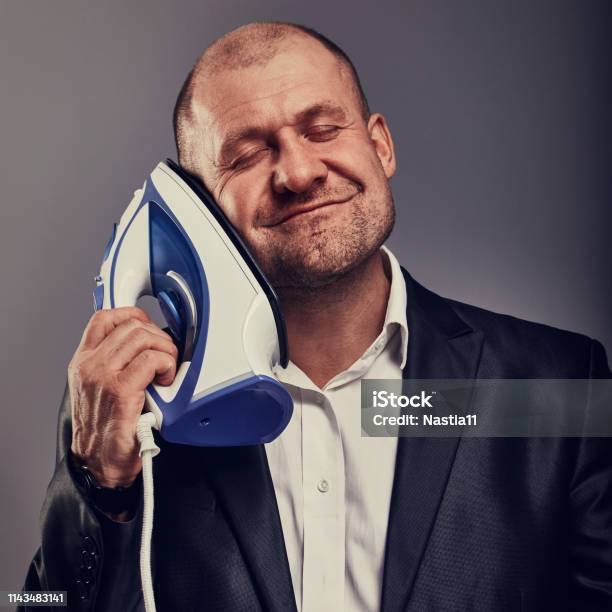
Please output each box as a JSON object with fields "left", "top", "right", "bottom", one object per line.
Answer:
{"left": 93, "top": 159, "right": 293, "bottom": 446}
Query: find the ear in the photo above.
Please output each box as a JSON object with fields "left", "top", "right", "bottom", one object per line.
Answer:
{"left": 367, "top": 113, "right": 396, "bottom": 179}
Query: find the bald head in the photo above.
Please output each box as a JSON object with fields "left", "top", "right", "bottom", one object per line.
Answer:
{"left": 173, "top": 22, "right": 370, "bottom": 168}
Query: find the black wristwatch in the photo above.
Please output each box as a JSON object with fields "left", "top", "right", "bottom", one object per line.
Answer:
{"left": 70, "top": 454, "right": 142, "bottom": 514}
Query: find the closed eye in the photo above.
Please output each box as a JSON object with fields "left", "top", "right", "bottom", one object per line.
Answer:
{"left": 305, "top": 125, "right": 341, "bottom": 142}
{"left": 229, "top": 147, "right": 270, "bottom": 170}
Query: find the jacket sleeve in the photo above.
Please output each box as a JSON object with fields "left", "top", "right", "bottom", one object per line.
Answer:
{"left": 568, "top": 339, "right": 612, "bottom": 611}
{"left": 20, "top": 383, "right": 144, "bottom": 611}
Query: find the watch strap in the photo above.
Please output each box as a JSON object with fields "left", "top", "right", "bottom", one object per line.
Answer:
{"left": 69, "top": 451, "right": 142, "bottom": 514}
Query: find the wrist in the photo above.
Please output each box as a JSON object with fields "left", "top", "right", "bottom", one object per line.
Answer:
{"left": 68, "top": 450, "right": 142, "bottom": 514}
{"left": 70, "top": 449, "right": 141, "bottom": 487}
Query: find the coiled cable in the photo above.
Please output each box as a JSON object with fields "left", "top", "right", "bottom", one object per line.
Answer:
{"left": 136, "top": 412, "right": 161, "bottom": 612}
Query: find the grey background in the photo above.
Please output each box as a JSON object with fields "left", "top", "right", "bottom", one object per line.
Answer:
{"left": 1, "top": 0, "right": 610, "bottom": 592}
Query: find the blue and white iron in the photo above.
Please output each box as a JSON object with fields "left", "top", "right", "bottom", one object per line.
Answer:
{"left": 93, "top": 159, "right": 293, "bottom": 446}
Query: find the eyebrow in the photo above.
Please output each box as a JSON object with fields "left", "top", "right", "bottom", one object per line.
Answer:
{"left": 294, "top": 102, "right": 349, "bottom": 125}
{"left": 216, "top": 101, "right": 349, "bottom": 166}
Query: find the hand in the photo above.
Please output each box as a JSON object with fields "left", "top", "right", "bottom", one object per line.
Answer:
{"left": 68, "top": 307, "right": 178, "bottom": 487}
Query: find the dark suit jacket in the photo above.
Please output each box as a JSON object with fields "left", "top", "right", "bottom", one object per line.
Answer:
{"left": 22, "top": 269, "right": 612, "bottom": 611}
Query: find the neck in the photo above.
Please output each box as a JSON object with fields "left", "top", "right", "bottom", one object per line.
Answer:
{"left": 277, "top": 250, "right": 391, "bottom": 389}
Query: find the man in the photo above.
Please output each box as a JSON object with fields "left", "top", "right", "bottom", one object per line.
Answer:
{"left": 23, "top": 22, "right": 612, "bottom": 611}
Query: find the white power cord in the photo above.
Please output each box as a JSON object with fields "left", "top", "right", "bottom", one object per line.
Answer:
{"left": 136, "top": 412, "right": 161, "bottom": 612}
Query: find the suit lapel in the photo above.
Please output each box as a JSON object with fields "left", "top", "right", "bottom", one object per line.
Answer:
{"left": 380, "top": 270, "right": 485, "bottom": 612}
{"left": 204, "top": 444, "right": 297, "bottom": 612}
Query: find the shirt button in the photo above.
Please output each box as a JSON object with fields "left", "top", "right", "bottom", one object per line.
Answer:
{"left": 317, "top": 479, "right": 330, "bottom": 493}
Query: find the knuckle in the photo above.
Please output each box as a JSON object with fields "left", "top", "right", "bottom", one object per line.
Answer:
{"left": 162, "top": 339, "right": 178, "bottom": 357}
{"left": 133, "top": 306, "right": 148, "bottom": 318}
{"left": 130, "top": 351, "right": 153, "bottom": 374}
{"left": 112, "top": 371, "right": 129, "bottom": 394}
{"left": 117, "top": 306, "right": 137, "bottom": 314}
{"left": 115, "top": 317, "right": 138, "bottom": 333}
{"left": 91, "top": 309, "right": 109, "bottom": 325}
{"left": 70, "top": 358, "right": 89, "bottom": 380}
{"left": 124, "top": 306, "right": 150, "bottom": 323}
{"left": 140, "top": 349, "right": 155, "bottom": 362}
{"left": 130, "top": 326, "right": 151, "bottom": 345}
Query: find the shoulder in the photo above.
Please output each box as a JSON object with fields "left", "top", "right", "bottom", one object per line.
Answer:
{"left": 446, "top": 297, "right": 609, "bottom": 378}
{"left": 400, "top": 268, "right": 610, "bottom": 377}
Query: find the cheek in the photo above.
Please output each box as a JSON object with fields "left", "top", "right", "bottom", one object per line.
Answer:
{"left": 329, "top": 136, "right": 384, "bottom": 184}
{"left": 217, "top": 175, "right": 268, "bottom": 238}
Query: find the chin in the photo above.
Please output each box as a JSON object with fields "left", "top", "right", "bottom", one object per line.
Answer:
{"left": 252, "top": 197, "right": 396, "bottom": 289}
{"left": 264, "top": 240, "right": 379, "bottom": 290}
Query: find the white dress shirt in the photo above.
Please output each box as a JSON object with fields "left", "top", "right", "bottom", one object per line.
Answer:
{"left": 264, "top": 246, "right": 408, "bottom": 612}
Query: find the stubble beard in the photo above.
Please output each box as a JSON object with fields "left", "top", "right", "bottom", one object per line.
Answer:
{"left": 248, "top": 185, "right": 396, "bottom": 291}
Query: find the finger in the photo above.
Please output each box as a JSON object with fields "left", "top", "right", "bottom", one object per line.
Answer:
{"left": 102, "top": 318, "right": 175, "bottom": 350}
{"left": 101, "top": 325, "right": 178, "bottom": 372}
{"left": 117, "top": 349, "right": 177, "bottom": 390}
{"left": 79, "top": 307, "right": 151, "bottom": 350}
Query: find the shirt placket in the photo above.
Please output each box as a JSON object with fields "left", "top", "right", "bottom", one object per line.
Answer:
{"left": 301, "top": 388, "right": 345, "bottom": 612}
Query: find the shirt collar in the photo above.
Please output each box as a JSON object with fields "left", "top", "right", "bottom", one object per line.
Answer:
{"left": 379, "top": 245, "right": 409, "bottom": 370}
{"left": 271, "top": 246, "right": 409, "bottom": 387}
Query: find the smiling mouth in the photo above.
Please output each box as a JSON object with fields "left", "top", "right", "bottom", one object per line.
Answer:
{"left": 266, "top": 194, "right": 356, "bottom": 227}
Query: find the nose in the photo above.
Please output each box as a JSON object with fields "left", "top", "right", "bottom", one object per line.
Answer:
{"left": 272, "top": 135, "right": 328, "bottom": 195}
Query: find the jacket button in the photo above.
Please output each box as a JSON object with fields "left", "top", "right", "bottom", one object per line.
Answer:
{"left": 81, "top": 550, "right": 97, "bottom": 571}
{"left": 82, "top": 535, "right": 98, "bottom": 554}
{"left": 75, "top": 577, "right": 90, "bottom": 600}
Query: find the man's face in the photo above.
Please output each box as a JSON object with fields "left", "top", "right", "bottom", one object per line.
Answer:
{"left": 189, "top": 36, "right": 397, "bottom": 289}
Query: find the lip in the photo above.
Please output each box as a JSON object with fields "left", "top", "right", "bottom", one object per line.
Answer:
{"left": 266, "top": 194, "right": 356, "bottom": 227}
